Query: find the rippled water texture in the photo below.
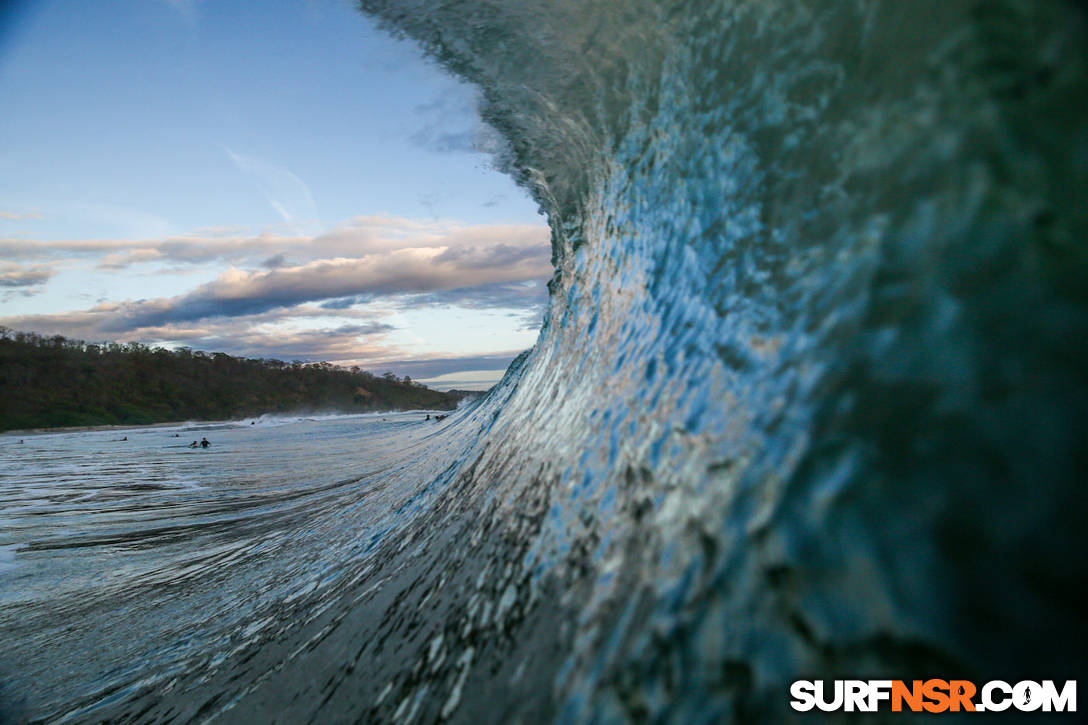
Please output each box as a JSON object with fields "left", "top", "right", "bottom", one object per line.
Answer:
{"left": 3, "top": 0, "right": 1088, "bottom": 721}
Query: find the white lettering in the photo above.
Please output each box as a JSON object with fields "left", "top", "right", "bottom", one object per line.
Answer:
{"left": 815, "top": 680, "right": 844, "bottom": 712}
{"left": 845, "top": 680, "right": 867, "bottom": 712}
{"left": 868, "top": 680, "right": 892, "bottom": 711}
{"left": 1041, "top": 680, "right": 1076, "bottom": 712}
{"left": 790, "top": 681, "right": 816, "bottom": 712}
{"left": 982, "top": 680, "right": 1012, "bottom": 711}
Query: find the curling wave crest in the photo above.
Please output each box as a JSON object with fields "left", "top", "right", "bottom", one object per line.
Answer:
{"left": 2, "top": 0, "right": 1086, "bottom": 721}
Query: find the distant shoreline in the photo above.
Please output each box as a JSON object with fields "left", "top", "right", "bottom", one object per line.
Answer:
{"left": 2, "top": 421, "right": 194, "bottom": 437}
{"left": 1, "top": 333, "right": 463, "bottom": 434}
{"left": 1, "top": 410, "right": 456, "bottom": 437}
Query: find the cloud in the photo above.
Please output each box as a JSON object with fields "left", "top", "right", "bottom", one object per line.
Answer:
{"left": 0, "top": 215, "right": 549, "bottom": 271}
{"left": 367, "top": 351, "right": 527, "bottom": 380}
{"left": 0, "top": 215, "right": 551, "bottom": 378}
{"left": 0, "top": 210, "right": 43, "bottom": 220}
{"left": 315, "top": 280, "right": 548, "bottom": 329}
{"left": 0, "top": 219, "right": 552, "bottom": 323}
{"left": 414, "top": 368, "right": 509, "bottom": 391}
{"left": 0, "top": 301, "right": 525, "bottom": 381}
{"left": 225, "top": 148, "right": 318, "bottom": 233}
{"left": 261, "top": 253, "right": 290, "bottom": 269}
{"left": 1, "top": 235, "right": 548, "bottom": 339}
{"left": 107, "top": 238, "right": 551, "bottom": 328}
{"left": 0, "top": 303, "right": 396, "bottom": 358}
{"left": 0, "top": 262, "right": 55, "bottom": 289}
{"left": 0, "top": 293, "right": 535, "bottom": 382}
{"left": 99, "top": 249, "right": 163, "bottom": 270}
{"left": 198, "top": 321, "right": 397, "bottom": 361}
{"left": 405, "top": 279, "right": 548, "bottom": 311}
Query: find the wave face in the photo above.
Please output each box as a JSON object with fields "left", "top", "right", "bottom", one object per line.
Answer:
{"left": 349, "top": 0, "right": 1088, "bottom": 717}
{"left": 2, "top": 1, "right": 1086, "bottom": 722}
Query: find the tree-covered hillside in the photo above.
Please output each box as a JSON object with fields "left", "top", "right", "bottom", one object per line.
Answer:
{"left": 0, "top": 329, "right": 459, "bottom": 431}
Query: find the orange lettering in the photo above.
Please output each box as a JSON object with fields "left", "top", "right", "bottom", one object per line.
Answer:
{"left": 892, "top": 680, "right": 924, "bottom": 712}
{"left": 923, "top": 679, "right": 951, "bottom": 713}
{"left": 949, "top": 680, "right": 976, "bottom": 712}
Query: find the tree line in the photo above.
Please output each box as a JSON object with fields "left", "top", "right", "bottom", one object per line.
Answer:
{"left": 0, "top": 328, "right": 461, "bottom": 431}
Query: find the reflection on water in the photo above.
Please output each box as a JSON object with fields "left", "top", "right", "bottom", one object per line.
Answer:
{"left": 0, "top": 412, "right": 475, "bottom": 722}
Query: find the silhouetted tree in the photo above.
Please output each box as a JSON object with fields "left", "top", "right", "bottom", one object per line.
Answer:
{"left": 0, "top": 330, "right": 461, "bottom": 431}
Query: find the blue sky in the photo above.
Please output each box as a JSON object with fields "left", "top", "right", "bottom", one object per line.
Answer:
{"left": 0, "top": 0, "right": 550, "bottom": 389}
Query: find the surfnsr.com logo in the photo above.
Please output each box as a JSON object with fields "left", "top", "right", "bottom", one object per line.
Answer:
{"left": 790, "top": 680, "right": 1076, "bottom": 713}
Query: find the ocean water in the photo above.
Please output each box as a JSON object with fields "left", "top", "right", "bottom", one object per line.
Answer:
{"left": 3, "top": 0, "right": 1088, "bottom": 721}
{"left": 0, "top": 412, "right": 482, "bottom": 721}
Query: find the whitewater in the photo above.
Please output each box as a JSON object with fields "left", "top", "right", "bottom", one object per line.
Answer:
{"left": 3, "top": 0, "right": 1087, "bottom": 722}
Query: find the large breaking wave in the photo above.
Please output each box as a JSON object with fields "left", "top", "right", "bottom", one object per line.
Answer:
{"left": 3, "top": 0, "right": 1086, "bottom": 721}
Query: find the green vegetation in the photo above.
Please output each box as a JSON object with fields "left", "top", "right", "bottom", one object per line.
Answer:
{"left": 0, "top": 328, "right": 460, "bottom": 432}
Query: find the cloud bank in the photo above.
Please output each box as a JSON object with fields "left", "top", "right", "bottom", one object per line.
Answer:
{"left": 0, "top": 262, "right": 54, "bottom": 289}
{"left": 0, "top": 215, "right": 551, "bottom": 377}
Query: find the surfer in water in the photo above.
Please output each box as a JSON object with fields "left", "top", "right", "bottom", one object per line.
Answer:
{"left": 200, "top": 437, "right": 210, "bottom": 448}
{"left": 189, "top": 441, "right": 199, "bottom": 448}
